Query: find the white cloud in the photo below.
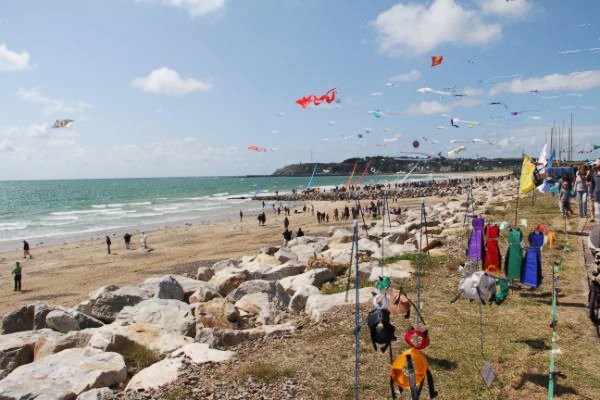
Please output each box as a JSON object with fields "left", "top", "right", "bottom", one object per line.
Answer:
{"left": 0, "top": 43, "right": 30, "bottom": 71}
{"left": 373, "top": 0, "right": 501, "bottom": 56}
{"left": 477, "top": 0, "right": 533, "bottom": 19}
{"left": 0, "top": 139, "right": 15, "bottom": 152}
{"left": 17, "top": 87, "right": 92, "bottom": 115}
{"left": 135, "top": 0, "right": 225, "bottom": 17}
{"left": 110, "top": 137, "right": 235, "bottom": 166}
{"left": 132, "top": 67, "right": 213, "bottom": 95}
{"left": 489, "top": 70, "right": 600, "bottom": 96}
{"left": 389, "top": 69, "right": 421, "bottom": 82}
{"left": 406, "top": 101, "right": 451, "bottom": 115}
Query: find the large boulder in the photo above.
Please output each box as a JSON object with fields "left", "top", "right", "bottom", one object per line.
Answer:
{"left": 208, "top": 270, "right": 251, "bottom": 297}
{"left": 226, "top": 280, "right": 276, "bottom": 303}
{"left": 0, "top": 348, "right": 126, "bottom": 400}
{"left": 45, "top": 308, "right": 103, "bottom": 333}
{"left": 137, "top": 276, "right": 185, "bottom": 301}
{"left": 288, "top": 285, "right": 320, "bottom": 313}
{"left": 195, "top": 323, "right": 295, "bottom": 347}
{"left": 196, "top": 265, "right": 215, "bottom": 281}
{"left": 76, "top": 285, "right": 151, "bottom": 323}
{"left": 0, "top": 329, "right": 62, "bottom": 379}
{"left": 212, "top": 259, "right": 239, "bottom": 273}
{"left": 328, "top": 229, "right": 353, "bottom": 244}
{"left": 170, "top": 343, "right": 234, "bottom": 364}
{"left": 1, "top": 304, "right": 35, "bottom": 334}
{"left": 367, "top": 260, "right": 414, "bottom": 281}
{"left": 33, "top": 302, "right": 53, "bottom": 330}
{"left": 34, "top": 330, "right": 93, "bottom": 360}
{"left": 155, "top": 275, "right": 186, "bottom": 300}
{"left": 253, "top": 253, "right": 280, "bottom": 266}
{"left": 116, "top": 298, "right": 195, "bottom": 337}
{"left": 45, "top": 309, "right": 80, "bottom": 333}
{"left": 188, "top": 283, "right": 222, "bottom": 304}
{"left": 305, "top": 287, "right": 376, "bottom": 322}
{"left": 276, "top": 268, "right": 335, "bottom": 297}
{"left": 234, "top": 292, "right": 271, "bottom": 316}
{"left": 274, "top": 248, "right": 297, "bottom": 263}
{"left": 195, "top": 298, "right": 239, "bottom": 329}
{"left": 260, "top": 261, "right": 307, "bottom": 281}
{"left": 125, "top": 357, "right": 183, "bottom": 392}
{"left": 88, "top": 323, "right": 192, "bottom": 357}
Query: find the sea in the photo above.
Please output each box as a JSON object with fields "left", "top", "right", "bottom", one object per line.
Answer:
{"left": 0, "top": 174, "right": 442, "bottom": 253}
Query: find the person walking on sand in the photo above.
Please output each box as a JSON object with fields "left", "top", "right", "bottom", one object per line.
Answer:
{"left": 23, "top": 240, "right": 32, "bottom": 259}
{"left": 123, "top": 233, "right": 132, "bottom": 249}
{"left": 12, "top": 261, "right": 22, "bottom": 291}
{"left": 283, "top": 216, "right": 289, "bottom": 230}
{"left": 106, "top": 235, "right": 112, "bottom": 254}
{"left": 140, "top": 232, "right": 148, "bottom": 249}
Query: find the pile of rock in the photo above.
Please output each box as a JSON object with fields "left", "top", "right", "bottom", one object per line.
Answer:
{"left": 0, "top": 179, "right": 516, "bottom": 398}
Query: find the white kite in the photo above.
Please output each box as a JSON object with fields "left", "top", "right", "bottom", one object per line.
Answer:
{"left": 417, "top": 87, "right": 451, "bottom": 96}
{"left": 52, "top": 119, "right": 74, "bottom": 129}
{"left": 472, "top": 138, "right": 493, "bottom": 145}
{"left": 450, "top": 139, "right": 469, "bottom": 144}
{"left": 447, "top": 146, "right": 466, "bottom": 157}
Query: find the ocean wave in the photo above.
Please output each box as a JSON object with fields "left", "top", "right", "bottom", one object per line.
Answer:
{"left": 51, "top": 209, "right": 101, "bottom": 216}
{"left": 181, "top": 196, "right": 210, "bottom": 201}
{"left": 125, "top": 212, "right": 164, "bottom": 218}
{"left": 0, "top": 222, "right": 28, "bottom": 231}
{"left": 43, "top": 215, "right": 79, "bottom": 221}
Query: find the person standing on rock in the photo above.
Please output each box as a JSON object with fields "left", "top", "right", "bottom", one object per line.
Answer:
{"left": 12, "top": 261, "right": 22, "bottom": 291}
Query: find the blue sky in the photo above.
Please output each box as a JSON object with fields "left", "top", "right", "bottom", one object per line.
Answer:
{"left": 1, "top": 0, "right": 600, "bottom": 180}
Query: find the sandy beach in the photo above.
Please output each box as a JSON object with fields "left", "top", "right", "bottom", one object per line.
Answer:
{"left": 0, "top": 197, "right": 432, "bottom": 316}
{"left": 0, "top": 171, "right": 510, "bottom": 317}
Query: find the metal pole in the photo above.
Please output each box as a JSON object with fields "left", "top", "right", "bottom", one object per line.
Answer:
{"left": 353, "top": 220, "right": 360, "bottom": 400}
{"left": 416, "top": 198, "right": 425, "bottom": 330}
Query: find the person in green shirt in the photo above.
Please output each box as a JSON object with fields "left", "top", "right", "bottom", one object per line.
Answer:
{"left": 12, "top": 262, "right": 22, "bottom": 291}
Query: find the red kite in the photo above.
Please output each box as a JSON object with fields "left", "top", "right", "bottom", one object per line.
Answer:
{"left": 247, "top": 145, "right": 267, "bottom": 152}
{"left": 431, "top": 55, "right": 443, "bottom": 67}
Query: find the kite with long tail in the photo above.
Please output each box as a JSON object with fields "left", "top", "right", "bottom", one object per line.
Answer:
{"left": 296, "top": 88, "right": 337, "bottom": 108}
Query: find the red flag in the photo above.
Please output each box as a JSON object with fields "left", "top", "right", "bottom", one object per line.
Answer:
{"left": 431, "top": 55, "right": 443, "bottom": 67}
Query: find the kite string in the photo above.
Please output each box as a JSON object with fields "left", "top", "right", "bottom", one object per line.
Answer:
{"left": 397, "top": 160, "right": 422, "bottom": 185}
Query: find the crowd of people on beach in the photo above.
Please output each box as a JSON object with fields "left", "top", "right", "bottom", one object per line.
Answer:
{"left": 254, "top": 174, "right": 515, "bottom": 202}
{"left": 559, "top": 159, "right": 600, "bottom": 222}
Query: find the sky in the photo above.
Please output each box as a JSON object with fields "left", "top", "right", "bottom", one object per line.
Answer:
{"left": 1, "top": 0, "right": 600, "bottom": 180}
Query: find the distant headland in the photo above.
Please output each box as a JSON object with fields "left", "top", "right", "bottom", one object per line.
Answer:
{"left": 247, "top": 156, "right": 523, "bottom": 177}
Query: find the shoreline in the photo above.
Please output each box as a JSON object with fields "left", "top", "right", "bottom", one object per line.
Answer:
{"left": 0, "top": 170, "right": 512, "bottom": 255}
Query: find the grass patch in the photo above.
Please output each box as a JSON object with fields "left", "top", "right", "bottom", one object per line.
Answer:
{"left": 236, "top": 361, "right": 295, "bottom": 383}
{"left": 121, "top": 344, "right": 161, "bottom": 374}
{"left": 383, "top": 252, "right": 447, "bottom": 268}
{"left": 163, "top": 389, "right": 187, "bottom": 400}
